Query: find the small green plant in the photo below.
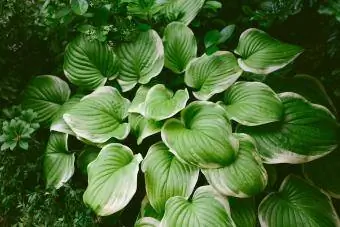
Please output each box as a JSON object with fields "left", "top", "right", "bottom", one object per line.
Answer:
{"left": 0, "top": 106, "right": 39, "bottom": 151}
{"left": 20, "top": 0, "right": 340, "bottom": 226}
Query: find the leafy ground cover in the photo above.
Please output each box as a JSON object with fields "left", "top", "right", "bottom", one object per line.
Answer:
{"left": 1, "top": 0, "right": 340, "bottom": 226}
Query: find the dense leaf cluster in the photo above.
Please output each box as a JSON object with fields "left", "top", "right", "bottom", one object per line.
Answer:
{"left": 1, "top": 0, "right": 340, "bottom": 226}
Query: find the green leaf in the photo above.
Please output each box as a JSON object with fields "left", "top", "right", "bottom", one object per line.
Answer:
{"left": 117, "top": 30, "right": 164, "bottom": 92}
{"left": 139, "top": 196, "right": 163, "bottom": 220}
{"left": 129, "top": 86, "right": 150, "bottom": 114}
{"left": 22, "top": 75, "right": 71, "bottom": 126}
{"left": 204, "top": 30, "right": 221, "bottom": 49}
{"left": 158, "top": 0, "right": 205, "bottom": 25}
{"left": 163, "top": 22, "right": 197, "bottom": 73}
{"left": 142, "top": 142, "right": 199, "bottom": 214}
{"left": 161, "top": 101, "right": 238, "bottom": 168}
{"left": 203, "top": 1, "right": 222, "bottom": 11}
{"left": 129, "top": 113, "right": 163, "bottom": 145}
{"left": 202, "top": 133, "right": 267, "bottom": 197}
{"left": 228, "top": 197, "right": 256, "bottom": 227}
{"left": 70, "top": 0, "right": 89, "bottom": 15}
{"left": 259, "top": 175, "right": 339, "bottom": 227}
{"left": 83, "top": 143, "right": 143, "bottom": 216}
{"left": 64, "top": 35, "right": 119, "bottom": 90}
{"left": 265, "top": 74, "right": 337, "bottom": 115}
{"left": 185, "top": 51, "right": 243, "bottom": 100}
{"left": 44, "top": 132, "right": 75, "bottom": 189}
{"left": 77, "top": 146, "right": 99, "bottom": 175}
{"left": 235, "top": 28, "right": 303, "bottom": 74}
{"left": 238, "top": 92, "right": 338, "bottom": 164}
{"left": 218, "top": 24, "right": 236, "bottom": 44}
{"left": 204, "top": 25, "right": 235, "bottom": 50}
{"left": 303, "top": 149, "right": 340, "bottom": 198}
{"left": 127, "top": 0, "right": 164, "bottom": 20}
{"left": 63, "top": 86, "right": 130, "bottom": 144}
{"left": 135, "top": 217, "right": 161, "bottom": 227}
{"left": 50, "top": 94, "right": 84, "bottom": 135}
{"left": 160, "top": 186, "right": 236, "bottom": 227}
{"left": 134, "top": 84, "right": 189, "bottom": 121}
{"left": 220, "top": 81, "right": 283, "bottom": 126}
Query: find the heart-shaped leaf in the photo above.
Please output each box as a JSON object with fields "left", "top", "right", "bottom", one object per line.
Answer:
{"left": 235, "top": 28, "right": 303, "bottom": 74}
{"left": 228, "top": 197, "right": 256, "bottom": 227}
{"left": 129, "top": 113, "right": 163, "bottom": 145}
{"left": 63, "top": 86, "right": 130, "bottom": 144}
{"left": 117, "top": 30, "right": 164, "bottom": 92}
{"left": 160, "top": 186, "right": 236, "bottom": 227}
{"left": 163, "top": 22, "right": 197, "bottom": 73}
{"left": 50, "top": 94, "right": 84, "bottom": 135}
{"left": 238, "top": 92, "right": 338, "bottom": 164}
{"left": 161, "top": 101, "right": 239, "bottom": 168}
{"left": 22, "top": 75, "right": 71, "bottom": 126}
{"left": 185, "top": 51, "right": 242, "bottom": 100}
{"left": 64, "top": 36, "right": 119, "bottom": 90}
{"left": 303, "top": 149, "right": 340, "bottom": 198}
{"left": 158, "top": 0, "right": 205, "bottom": 25}
{"left": 44, "top": 132, "right": 75, "bottom": 189}
{"left": 220, "top": 81, "right": 283, "bottom": 126}
{"left": 142, "top": 142, "right": 199, "bottom": 214}
{"left": 83, "top": 143, "right": 143, "bottom": 216}
{"left": 135, "top": 84, "right": 189, "bottom": 121}
{"left": 265, "top": 74, "right": 337, "bottom": 115}
{"left": 259, "top": 175, "right": 339, "bottom": 227}
{"left": 202, "top": 133, "right": 267, "bottom": 197}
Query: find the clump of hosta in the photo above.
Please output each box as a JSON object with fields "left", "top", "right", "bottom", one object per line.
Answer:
{"left": 21, "top": 2, "right": 340, "bottom": 226}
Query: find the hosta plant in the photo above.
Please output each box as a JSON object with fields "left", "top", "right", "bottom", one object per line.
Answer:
{"left": 21, "top": 3, "right": 339, "bottom": 226}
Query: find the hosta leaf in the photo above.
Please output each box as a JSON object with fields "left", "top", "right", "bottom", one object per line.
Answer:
{"left": 259, "top": 175, "right": 339, "bottom": 227}
{"left": 64, "top": 36, "right": 119, "bottom": 90}
{"left": 160, "top": 186, "right": 236, "bottom": 227}
{"left": 202, "top": 133, "right": 267, "bottom": 197}
{"left": 265, "top": 74, "right": 337, "bottom": 115}
{"left": 184, "top": 51, "right": 242, "bottom": 100}
{"left": 161, "top": 101, "right": 238, "bottom": 168}
{"left": 238, "top": 92, "right": 338, "bottom": 164}
{"left": 22, "top": 75, "right": 71, "bottom": 126}
{"left": 303, "top": 149, "right": 340, "bottom": 198}
{"left": 70, "top": 0, "right": 88, "bottom": 15}
{"left": 117, "top": 30, "right": 164, "bottom": 92}
{"left": 228, "top": 197, "right": 257, "bottom": 227}
{"left": 142, "top": 142, "right": 199, "bottom": 214}
{"left": 221, "top": 81, "right": 283, "bottom": 126}
{"left": 63, "top": 86, "right": 130, "bottom": 144}
{"left": 163, "top": 22, "right": 197, "bottom": 73}
{"left": 158, "top": 0, "right": 205, "bottom": 25}
{"left": 44, "top": 132, "right": 75, "bottom": 189}
{"left": 135, "top": 217, "right": 161, "bottom": 227}
{"left": 83, "top": 143, "right": 143, "bottom": 216}
{"left": 129, "top": 86, "right": 150, "bottom": 113}
{"left": 129, "top": 113, "right": 163, "bottom": 145}
{"left": 141, "top": 84, "right": 189, "bottom": 121}
{"left": 235, "top": 28, "right": 303, "bottom": 74}
{"left": 50, "top": 94, "right": 83, "bottom": 135}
